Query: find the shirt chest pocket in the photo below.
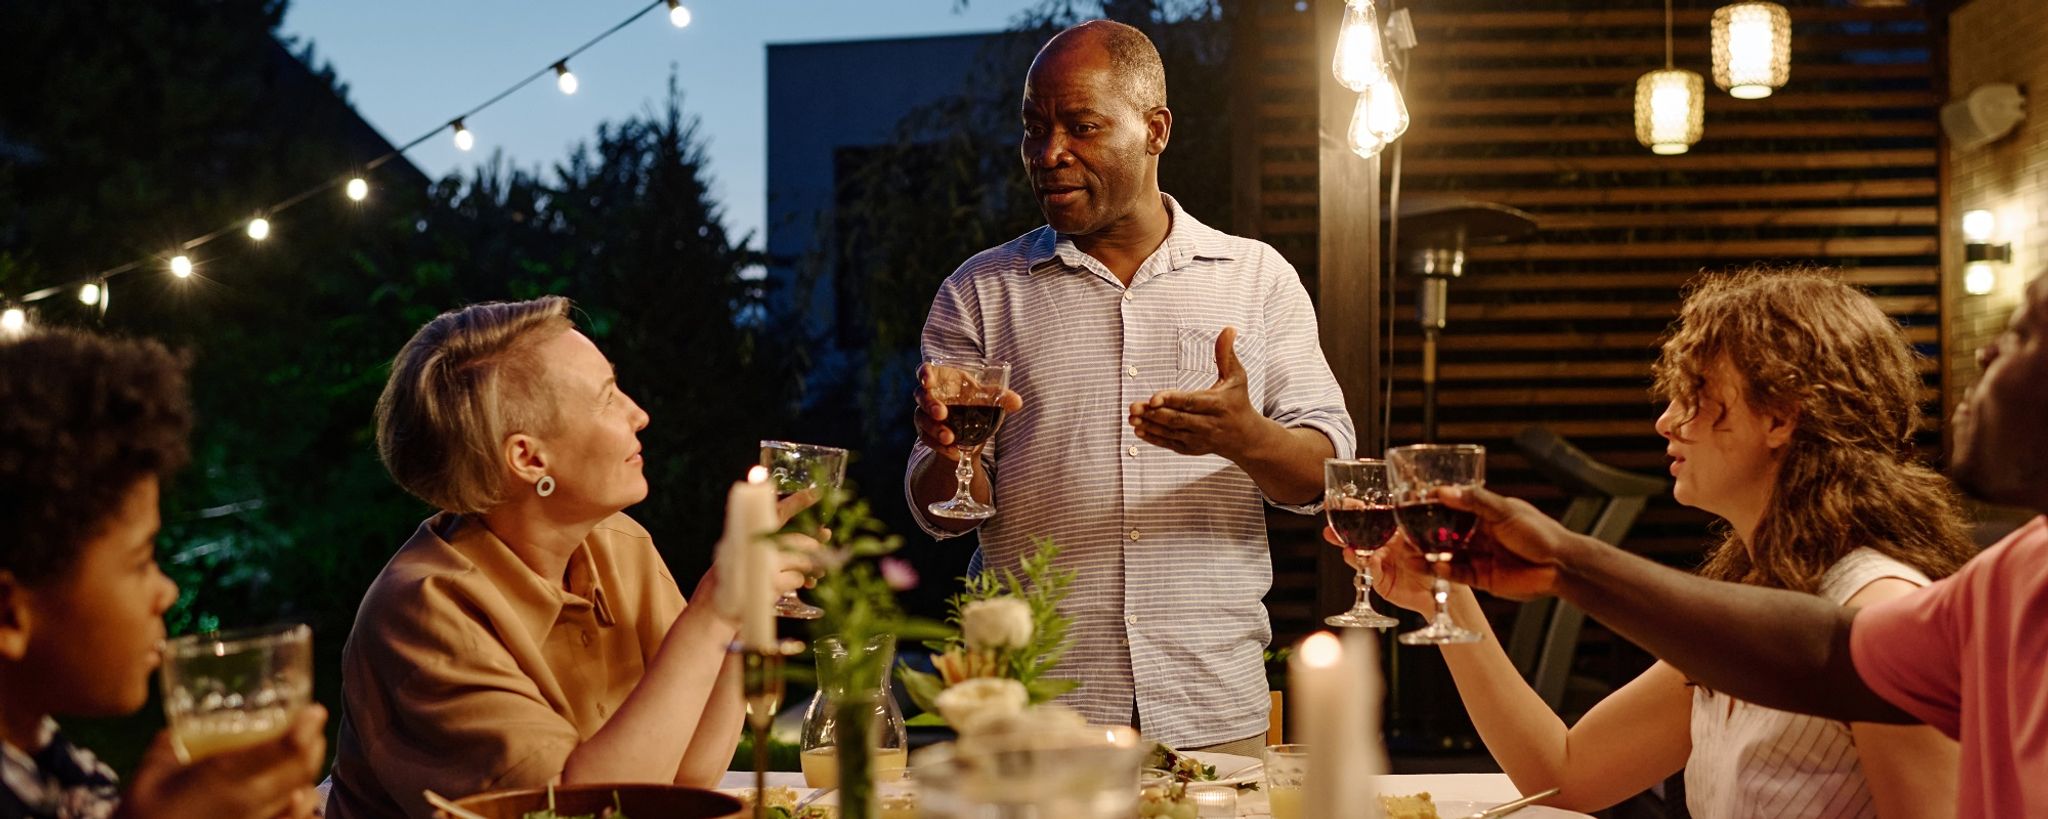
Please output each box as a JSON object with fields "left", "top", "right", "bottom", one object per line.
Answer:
{"left": 1175, "top": 326, "right": 1265, "bottom": 394}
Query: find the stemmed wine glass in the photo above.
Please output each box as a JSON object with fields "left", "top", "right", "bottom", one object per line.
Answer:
{"left": 924, "top": 357, "right": 1011, "bottom": 520}
{"left": 1388, "top": 443, "right": 1486, "bottom": 645}
{"left": 1323, "top": 458, "right": 1401, "bottom": 629}
{"left": 760, "top": 440, "right": 848, "bottom": 620}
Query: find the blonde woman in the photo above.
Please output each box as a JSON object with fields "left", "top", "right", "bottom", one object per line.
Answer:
{"left": 1358, "top": 270, "right": 1971, "bottom": 818}
{"left": 326, "top": 297, "right": 811, "bottom": 819}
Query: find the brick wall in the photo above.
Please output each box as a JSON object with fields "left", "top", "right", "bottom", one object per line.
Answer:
{"left": 1945, "top": 0, "right": 2048, "bottom": 421}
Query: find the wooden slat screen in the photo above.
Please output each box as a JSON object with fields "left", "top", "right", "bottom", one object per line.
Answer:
{"left": 1244, "top": 0, "right": 1944, "bottom": 647}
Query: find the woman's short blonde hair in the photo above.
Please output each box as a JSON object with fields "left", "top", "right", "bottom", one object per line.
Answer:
{"left": 375, "top": 296, "right": 575, "bottom": 513}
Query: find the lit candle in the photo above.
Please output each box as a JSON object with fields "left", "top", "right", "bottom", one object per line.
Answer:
{"left": 717, "top": 466, "right": 779, "bottom": 650}
{"left": 1290, "top": 631, "right": 1380, "bottom": 818}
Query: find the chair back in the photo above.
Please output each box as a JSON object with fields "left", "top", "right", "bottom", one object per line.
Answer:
{"left": 1503, "top": 427, "right": 1667, "bottom": 711}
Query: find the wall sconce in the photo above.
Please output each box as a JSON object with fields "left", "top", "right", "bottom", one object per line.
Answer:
{"left": 1962, "top": 209, "right": 2009, "bottom": 296}
{"left": 1941, "top": 84, "right": 2026, "bottom": 151}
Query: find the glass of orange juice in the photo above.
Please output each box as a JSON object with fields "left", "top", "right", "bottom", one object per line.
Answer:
{"left": 1263, "top": 744, "right": 1310, "bottom": 819}
{"left": 159, "top": 623, "right": 312, "bottom": 763}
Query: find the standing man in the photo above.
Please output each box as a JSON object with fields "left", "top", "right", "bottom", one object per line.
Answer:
{"left": 905, "top": 20, "right": 1355, "bottom": 754}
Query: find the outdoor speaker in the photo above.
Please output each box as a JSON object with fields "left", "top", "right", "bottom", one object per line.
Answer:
{"left": 1942, "top": 83, "right": 2027, "bottom": 151}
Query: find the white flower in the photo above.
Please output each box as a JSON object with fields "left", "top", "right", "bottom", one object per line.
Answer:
{"left": 960, "top": 597, "right": 1034, "bottom": 651}
{"left": 934, "top": 677, "right": 1028, "bottom": 734}
{"left": 963, "top": 703, "right": 1089, "bottom": 739}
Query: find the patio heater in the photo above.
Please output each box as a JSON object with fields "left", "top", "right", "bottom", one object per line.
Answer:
{"left": 1396, "top": 199, "right": 1536, "bottom": 441}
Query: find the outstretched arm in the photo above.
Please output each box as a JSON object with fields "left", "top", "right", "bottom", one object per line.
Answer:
{"left": 1430, "top": 485, "right": 1915, "bottom": 725}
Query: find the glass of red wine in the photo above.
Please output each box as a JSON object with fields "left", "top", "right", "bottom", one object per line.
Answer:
{"left": 1388, "top": 443, "right": 1485, "bottom": 645}
{"left": 759, "top": 440, "right": 848, "bottom": 619}
{"left": 924, "top": 357, "right": 1011, "bottom": 520}
{"left": 1324, "top": 458, "right": 1401, "bottom": 629}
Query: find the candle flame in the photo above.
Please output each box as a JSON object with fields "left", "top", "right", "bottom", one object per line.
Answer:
{"left": 1300, "top": 631, "right": 1343, "bottom": 668}
{"left": 747, "top": 465, "right": 769, "bottom": 483}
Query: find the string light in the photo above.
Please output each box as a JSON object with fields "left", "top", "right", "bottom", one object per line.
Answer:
{"left": 10, "top": 0, "right": 692, "bottom": 309}
{"left": 0, "top": 308, "right": 25, "bottom": 335}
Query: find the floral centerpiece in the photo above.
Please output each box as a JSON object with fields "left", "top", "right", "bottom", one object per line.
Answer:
{"left": 896, "top": 539, "right": 1078, "bottom": 734}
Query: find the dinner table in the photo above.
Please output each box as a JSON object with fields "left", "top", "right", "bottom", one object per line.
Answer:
{"left": 714, "top": 768, "right": 1596, "bottom": 818}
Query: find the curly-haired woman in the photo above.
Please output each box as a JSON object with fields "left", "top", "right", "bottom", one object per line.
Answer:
{"left": 0, "top": 329, "right": 327, "bottom": 819}
{"left": 1356, "top": 269, "right": 1972, "bottom": 818}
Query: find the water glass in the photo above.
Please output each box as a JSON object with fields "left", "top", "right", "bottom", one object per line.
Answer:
{"left": 159, "top": 623, "right": 312, "bottom": 763}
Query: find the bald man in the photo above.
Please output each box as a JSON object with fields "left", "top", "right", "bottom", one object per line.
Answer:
{"left": 906, "top": 20, "right": 1355, "bottom": 753}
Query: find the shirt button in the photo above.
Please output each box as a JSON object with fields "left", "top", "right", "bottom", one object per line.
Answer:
{"left": 1126, "top": 615, "right": 1139, "bottom": 626}
{"left": 597, "top": 702, "right": 609, "bottom": 717}
{"left": 1128, "top": 529, "right": 1141, "bottom": 541}
{"left": 1127, "top": 445, "right": 1139, "bottom": 457}
{"left": 1122, "top": 290, "right": 1133, "bottom": 301}
{"left": 1125, "top": 365, "right": 1139, "bottom": 377}
{"left": 580, "top": 630, "right": 594, "bottom": 647}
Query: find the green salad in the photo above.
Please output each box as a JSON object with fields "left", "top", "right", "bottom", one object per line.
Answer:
{"left": 1145, "top": 743, "right": 1217, "bottom": 782}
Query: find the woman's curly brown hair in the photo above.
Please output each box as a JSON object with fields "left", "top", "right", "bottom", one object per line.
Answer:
{"left": 0, "top": 329, "right": 192, "bottom": 585}
{"left": 1652, "top": 267, "right": 1974, "bottom": 592}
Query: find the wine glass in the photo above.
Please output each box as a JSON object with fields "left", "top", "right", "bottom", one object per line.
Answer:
{"left": 1323, "top": 458, "right": 1401, "bottom": 629}
{"left": 924, "top": 357, "right": 1011, "bottom": 520}
{"left": 159, "top": 623, "right": 313, "bottom": 763}
{"left": 1387, "top": 444, "right": 1485, "bottom": 645}
{"left": 760, "top": 440, "right": 848, "bottom": 620}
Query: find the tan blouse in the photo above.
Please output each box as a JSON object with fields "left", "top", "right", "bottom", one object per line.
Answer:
{"left": 325, "top": 512, "right": 686, "bottom": 819}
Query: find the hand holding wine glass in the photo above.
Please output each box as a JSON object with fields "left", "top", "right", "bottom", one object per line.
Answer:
{"left": 921, "top": 358, "right": 1013, "bottom": 520}
{"left": 1321, "top": 458, "right": 1401, "bottom": 629}
{"left": 1388, "top": 444, "right": 1487, "bottom": 645}
{"left": 913, "top": 362, "right": 1023, "bottom": 462}
{"left": 759, "top": 440, "right": 848, "bottom": 619}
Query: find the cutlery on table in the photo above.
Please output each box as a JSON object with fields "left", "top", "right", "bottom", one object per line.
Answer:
{"left": 1459, "top": 786, "right": 1562, "bottom": 819}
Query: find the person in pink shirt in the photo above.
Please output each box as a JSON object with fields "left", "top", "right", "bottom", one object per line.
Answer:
{"left": 1388, "top": 272, "right": 2048, "bottom": 816}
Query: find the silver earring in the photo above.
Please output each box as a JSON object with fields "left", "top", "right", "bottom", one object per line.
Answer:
{"left": 536, "top": 475, "right": 556, "bottom": 497}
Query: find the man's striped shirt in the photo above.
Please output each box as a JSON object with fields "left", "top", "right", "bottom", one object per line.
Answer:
{"left": 904, "top": 195, "right": 1356, "bottom": 747}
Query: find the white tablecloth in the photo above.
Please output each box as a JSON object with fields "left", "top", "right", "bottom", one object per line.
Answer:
{"left": 717, "top": 771, "right": 1590, "bottom": 817}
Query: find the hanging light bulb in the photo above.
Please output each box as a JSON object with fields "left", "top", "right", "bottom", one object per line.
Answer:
{"left": 0, "top": 308, "right": 25, "bottom": 335}
{"left": 451, "top": 118, "right": 475, "bottom": 151}
{"left": 666, "top": 0, "right": 692, "bottom": 28}
{"left": 79, "top": 282, "right": 101, "bottom": 306}
{"left": 1712, "top": 2, "right": 1791, "bottom": 100}
{"left": 1363, "top": 74, "right": 1409, "bottom": 143}
{"left": 1347, "top": 92, "right": 1386, "bottom": 159}
{"left": 1347, "top": 74, "right": 1411, "bottom": 159}
{"left": 246, "top": 217, "right": 271, "bottom": 241}
{"left": 1636, "top": 0, "right": 1705, "bottom": 155}
{"left": 346, "top": 176, "right": 369, "bottom": 201}
{"left": 554, "top": 61, "right": 579, "bottom": 95}
{"left": 169, "top": 254, "right": 193, "bottom": 279}
{"left": 1332, "top": 0, "right": 1388, "bottom": 92}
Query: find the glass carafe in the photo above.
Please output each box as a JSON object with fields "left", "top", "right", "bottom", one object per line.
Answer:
{"left": 801, "top": 634, "right": 908, "bottom": 809}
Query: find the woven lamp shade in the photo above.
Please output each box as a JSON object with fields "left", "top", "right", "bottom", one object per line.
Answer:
{"left": 1635, "top": 68, "right": 1705, "bottom": 155}
{"left": 1712, "top": 2, "right": 1791, "bottom": 99}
